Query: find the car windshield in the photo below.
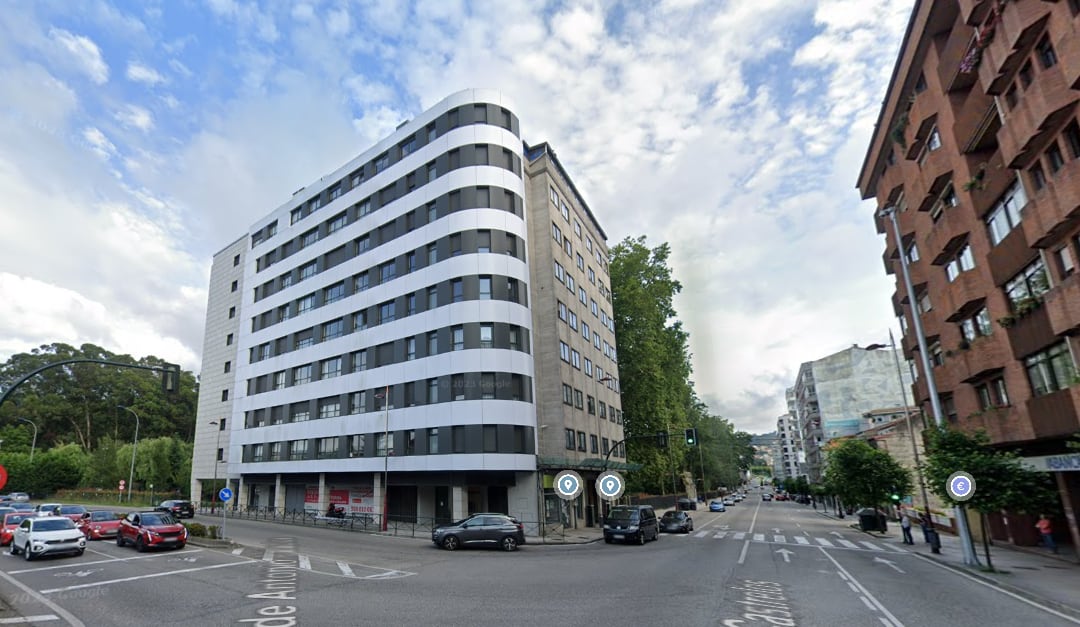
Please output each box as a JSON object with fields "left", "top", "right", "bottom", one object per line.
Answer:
{"left": 35, "top": 518, "right": 76, "bottom": 531}
{"left": 60, "top": 506, "right": 87, "bottom": 514}
{"left": 5, "top": 515, "right": 28, "bottom": 525}
{"left": 90, "top": 511, "right": 115, "bottom": 521}
{"left": 141, "top": 514, "right": 176, "bottom": 525}
{"left": 607, "top": 509, "right": 638, "bottom": 521}
{"left": 662, "top": 512, "right": 680, "bottom": 519}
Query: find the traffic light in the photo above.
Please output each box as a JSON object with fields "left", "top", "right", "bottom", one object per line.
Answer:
{"left": 161, "top": 363, "right": 181, "bottom": 394}
{"left": 656, "top": 432, "right": 668, "bottom": 448}
{"left": 684, "top": 428, "right": 698, "bottom": 446}
{"left": 890, "top": 491, "right": 901, "bottom": 503}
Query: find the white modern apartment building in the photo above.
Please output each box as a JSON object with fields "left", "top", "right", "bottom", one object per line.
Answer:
{"left": 190, "top": 90, "right": 623, "bottom": 528}
{"left": 775, "top": 411, "right": 801, "bottom": 480}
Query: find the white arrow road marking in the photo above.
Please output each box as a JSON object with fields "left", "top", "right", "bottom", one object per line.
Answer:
{"left": 336, "top": 561, "right": 355, "bottom": 577}
{"left": 719, "top": 524, "right": 730, "bottom": 530}
{"left": 40, "top": 561, "right": 256, "bottom": 594}
{"left": 170, "top": 557, "right": 198, "bottom": 563}
{"left": 54, "top": 569, "right": 101, "bottom": 578}
{"left": 794, "top": 536, "right": 810, "bottom": 545}
{"left": 298, "top": 555, "right": 311, "bottom": 570}
{"left": 0, "top": 615, "right": 61, "bottom": 624}
{"left": 874, "top": 557, "right": 905, "bottom": 574}
{"left": 774, "top": 548, "right": 794, "bottom": 563}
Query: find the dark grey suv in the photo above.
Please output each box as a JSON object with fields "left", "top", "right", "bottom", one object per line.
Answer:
{"left": 603, "top": 505, "right": 659, "bottom": 544}
{"left": 432, "top": 513, "right": 526, "bottom": 552}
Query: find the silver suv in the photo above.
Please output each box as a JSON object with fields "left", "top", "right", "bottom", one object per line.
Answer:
{"left": 432, "top": 513, "right": 526, "bottom": 552}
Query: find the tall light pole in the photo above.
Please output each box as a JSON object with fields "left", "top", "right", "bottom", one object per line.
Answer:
{"left": 865, "top": 333, "right": 937, "bottom": 553}
{"left": 209, "top": 420, "right": 223, "bottom": 514}
{"left": 17, "top": 418, "right": 37, "bottom": 463}
{"left": 117, "top": 406, "right": 140, "bottom": 503}
{"left": 377, "top": 385, "right": 390, "bottom": 532}
{"left": 879, "top": 205, "right": 979, "bottom": 566}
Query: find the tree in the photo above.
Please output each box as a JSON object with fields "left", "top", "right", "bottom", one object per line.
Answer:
{"left": 823, "top": 439, "right": 911, "bottom": 510}
{"left": 921, "top": 426, "right": 1058, "bottom": 571}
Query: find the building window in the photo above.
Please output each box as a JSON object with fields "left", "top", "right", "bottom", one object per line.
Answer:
{"left": 427, "top": 285, "right": 438, "bottom": 309}
{"left": 959, "top": 308, "right": 992, "bottom": 342}
{"left": 233, "top": 254, "right": 241, "bottom": 266}
{"left": 427, "top": 331, "right": 438, "bottom": 355}
{"left": 380, "top": 261, "right": 396, "bottom": 283}
{"left": 560, "top": 342, "right": 570, "bottom": 362}
{"left": 1064, "top": 121, "right": 1080, "bottom": 159}
{"left": 320, "top": 357, "right": 341, "bottom": 379}
{"left": 509, "top": 326, "right": 522, "bottom": 351}
{"left": 350, "top": 390, "right": 367, "bottom": 414}
{"left": 269, "top": 442, "right": 282, "bottom": 461}
{"left": 452, "top": 279, "right": 463, "bottom": 303}
{"left": 975, "top": 377, "right": 1009, "bottom": 409}
{"left": 480, "top": 324, "right": 494, "bottom": 348}
{"left": 587, "top": 395, "right": 595, "bottom": 415}
{"left": 353, "top": 311, "right": 368, "bottom": 331}
{"left": 318, "top": 400, "right": 340, "bottom": 419}
{"left": 328, "top": 212, "right": 346, "bottom": 234}
{"left": 379, "top": 300, "right": 396, "bottom": 324}
{"left": 452, "top": 326, "right": 464, "bottom": 351}
{"left": 477, "top": 230, "right": 491, "bottom": 253}
{"left": 301, "top": 229, "right": 318, "bottom": 249}
{"left": 929, "top": 341, "right": 944, "bottom": 367}
{"left": 571, "top": 350, "right": 580, "bottom": 369}
{"left": 558, "top": 301, "right": 567, "bottom": 321}
{"left": 318, "top": 437, "right": 338, "bottom": 459}
{"left": 348, "top": 434, "right": 365, "bottom": 457}
{"left": 985, "top": 181, "right": 1027, "bottom": 245}
{"left": 1036, "top": 35, "right": 1058, "bottom": 69}
{"left": 226, "top": 333, "right": 233, "bottom": 346}
{"left": 574, "top": 389, "right": 583, "bottom": 409}
{"left": 1025, "top": 341, "right": 1075, "bottom": 396}
{"left": 375, "top": 433, "right": 392, "bottom": 457}
{"left": 565, "top": 428, "right": 575, "bottom": 450}
{"left": 1004, "top": 258, "right": 1049, "bottom": 310}
{"left": 450, "top": 233, "right": 462, "bottom": 257}
{"left": 552, "top": 223, "right": 562, "bottom": 244}
{"left": 293, "top": 364, "right": 312, "bottom": 385}
{"left": 298, "top": 294, "right": 314, "bottom": 314}
{"left": 562, "top": 383, "right": 573, "bottom": 405}
{"left": 428, "top": 428, "right": 439, "bottom": 454}
{"left": 1055, "top": 246, "right": 1075, "bottom": 278}
{"left": 481, "top": 374, "right": 496, "bottom": 400}
{"left": 452, "top": 374, "right": 465, "bottom": 400}
{"left": 940, "top": 394, "right": 958, "bottom": 422}
{"left": 324, "top": 282, "right": 345, "bottom": 304}
{"left": 288, "top": 439, "right": 308, "bottom": 461}
{"left": 590, "top": 434, "right": 598, "bottom": 454}
{"left": 221, "top": 389, "right": 229, "bottom": 401}
{"left": 479, "top": 276, "right": 492, "bottom": 300}
{"left": 323, "top": 319, "right": 344, "bottom": 340}
{"left": 577, "top": 431, "right": 586, "bottom": 452}
{"left": 273, "top": 371, "right": 285, "bottom": 390}
{"left": 945, "top": 244, "right": 975, "bottom": 282}
{"left": 405, "top": 430, "right": 416, "bottom": 455}
{"left": 917, "top": 291, "right": 932, "bottom": 314}
{"left": 406, "top": 337, "right": 416, "bottom": 361}
{"left": 1047, "top": 142, "right": 1066, "bottom": 175}
{"left": 428, "top": 379, "right": 439, "bottom": 404}
{"left": 1030, "top": 162, "right": 1047, "bottom": 191}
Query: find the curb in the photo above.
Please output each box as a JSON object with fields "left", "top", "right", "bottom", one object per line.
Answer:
{"left": 909, "top": 552, "right": 1080, "bottom": 622}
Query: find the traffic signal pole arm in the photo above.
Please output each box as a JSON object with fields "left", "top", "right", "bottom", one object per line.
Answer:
{"left": 0, "top": 359, "right": 181, "bottom": 411}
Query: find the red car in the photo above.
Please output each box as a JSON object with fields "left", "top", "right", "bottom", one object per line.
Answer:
{"left": 1, "top": 513, "right": 33, "bottom": 546}
{"left": 58, "top": 505, "right": 89, "bottom": 522}
{"left": 78, "top": 510, "right": 122, "bottom": 540}
{"left": 116, "top": 511, "right": 188, "bottom": 551}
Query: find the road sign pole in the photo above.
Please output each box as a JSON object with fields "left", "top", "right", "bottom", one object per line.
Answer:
{"left": 217, "top": 487, "right": 233, "bottom": 541}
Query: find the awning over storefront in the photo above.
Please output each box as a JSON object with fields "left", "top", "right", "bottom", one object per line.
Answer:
{"left": 1021, "top": 453, "right": 1080, "bottom": 472}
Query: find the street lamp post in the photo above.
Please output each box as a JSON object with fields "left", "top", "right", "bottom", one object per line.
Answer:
{"left": 209, "top": 420, "right": 223, "bottom": 514}
{"left": 880, "top": 205, "right": 979, "bottom": 566}
{"left": 17, "top": 418, "right": 37, "bottom": 463}
{"left": 117, "top": 406, "right": 140, "bottom": 503}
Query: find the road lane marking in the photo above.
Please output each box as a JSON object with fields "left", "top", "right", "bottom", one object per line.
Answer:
{"left": 733, "top": 532, "right": 745, "bottom": 540}
{"left": 8, "top": 550, "right": 205, "bottom": 574}
{"left": 860, "top": 596, "right": 875, "bottom": 610}
{"left": 0, "top": 616, "right": 60, "bottom": 624}
{"left": 837, "top": 539, "right": 859, "bottom": 549}
{"left": 0, "top": 570, "right": 84, "bottom": 627}
{"left": 713, "top": 531, "right": 727, "bottom": 539}
{"left": 847, "top": 582, "right": 859, "bottom": 592}
{"left": 747, "top": 499, "right": 761, "bottom": 535}
{"left": 231, "top": 548, "right": 243, "bottom": 555}
{"left": 261, "top": 548, "right": 274, "bottom": 561}
{"left": 298, "top": 555, "right": 311, "bottom": 570}
{"left": 737, "top": 540, "right": 750, "bottom": 565}
{"left": 880, "top": 543, "right": 908, "bottom": 553}
{"left": 336, "top": 561, "right": 354, "bottom": 577}
{"left": 860, "top": 541, "right": 884, "bottom": 551}
{"left": 694, "top": 531, "right": 708, "bottom": 538}
{"left": 774, "top": 535, "right": 785, "bottom": 543}
{"left": 815, "top": 538, "right": 834, "bottom": 547}
{"left": 794, "top": 536, "right": 809, "bottom": 545}
{"left": 752, "top": 534, "right": 765, "bottom": 542}
{"left": 819, "top": 548, "right": 904, "bottom": 627}
{"left": 40, "top": 561, "right": 256, "bottom": 594}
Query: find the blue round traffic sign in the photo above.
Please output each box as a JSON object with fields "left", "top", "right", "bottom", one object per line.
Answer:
{"left": 554, "top": 470, "right": 583, "bottom": 500}
{"left": 946, "top": 471, "right": 975, "bottom": 502}
{"left": 596, "top": 471, "right": 625, "bottom": 501}
{"left": 218, "top": 487, "right": 233, "bottom": 502}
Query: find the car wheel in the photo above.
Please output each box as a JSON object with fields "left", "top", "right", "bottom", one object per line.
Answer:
{"left": 10, "top": 543, "right": 19, "bottom": 555}
{"left": 175, "top": 543, "right": 185, "bottom": 550}
{"left": 637, "top": 531, "right": 646, "bottom": 545}
{"left": 441, "top": 535, "right": 460, "bottom": 551}
{"left": 604, "top": 536, "right": 612, "bottom": 544}
{"left": 501, "top": 536, "right": 518, "bottom": 552}
{"left": 135, "top": 537, "right": 146, "bottom": 553}
{"left": 116, "top": 534, "right": 125, "bottom": 547}
{"left": 23, "top": 543, "right": 32, "bottom": 561}
{"left": 76, "top": 549, "right": 85, "bottom": 556}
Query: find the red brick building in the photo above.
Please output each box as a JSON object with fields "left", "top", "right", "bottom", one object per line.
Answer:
{"left": 857, "top": 0, "right": 1080, "bottom": 558}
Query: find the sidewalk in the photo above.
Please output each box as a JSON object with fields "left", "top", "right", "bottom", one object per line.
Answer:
{"left": 817, "top": 509, "right": 1080, "bottom": 620}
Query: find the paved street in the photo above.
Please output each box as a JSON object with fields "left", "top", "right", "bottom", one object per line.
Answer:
{"left": 1, "top": 496, "right": 1078, "bottom": 625}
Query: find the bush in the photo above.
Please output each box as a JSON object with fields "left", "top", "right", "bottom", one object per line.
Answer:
{"left": 207, "top": 525, "right": 220, "bottom": 540}
{"left": 184, "top": 522, "right": 207, "bottom": 537}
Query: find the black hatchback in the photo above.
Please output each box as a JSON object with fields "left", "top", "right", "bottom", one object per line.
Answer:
{"left": 660, "top": 511, "right": 694, "bottom": 534}
{"left": 432, "top": 513, "right": 526, "bottom": 552}
{"left": 156, "top": 500, "right": 195, "bottom": 519}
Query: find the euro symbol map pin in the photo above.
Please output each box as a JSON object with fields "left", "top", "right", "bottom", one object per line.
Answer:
{"left": 595, "top": 471, "right": 626, "bottom": 501}
{"left": 554, "top": 470, "right": 584, "bottom": 500}
{"left": 946, "top": 471, "right": 975, "bottom": 502}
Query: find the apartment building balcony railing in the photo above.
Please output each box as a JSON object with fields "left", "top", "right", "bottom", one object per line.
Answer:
{"left": 956, "top": 403, "right": 1026, "bottom": 444}
{"left": 966, "top": 152, "right": 1012, "bottom": 219}
{"left": 998, "top": 63, "right": 1079, "bottom": 169}
{"left": 957, "top": 0, "right": 994, "bottom": 27}
{"left": 1044, "top": 272, "right": 1080, "bottom": 336}
{"left": 1005, "top": 303, "right": 1056, "bottom": 358}
{"left": 941, "top": 20, "right": 980, "bottom": 93}
{"left": 954, "top": 93, "right": 1000, "bottom": 155}
{"left": 941, "top": 270, "right": 987, "bottom": 320}
{"left": 987, "top": 221, "right": 1035, "bottom": 286}
{"left": 924, "top": 203, "right": 972, "bottom": 264}
{"left": 903, "top": 94, "right": 938, "bottom": 157}
{"left": 1025, "top": 384, "right": 1080, "bottom": 439}
{"left": 1022, "top": 155, "right": 1080, "bottom": 248}
{"left": 1059, "top": 22, "right": 1080, "bottom": 91}
{"left": 952, "top": 332, "right": 1010, "bottom": 383}
{"left": 977, "top": 4, "right": 1051, "bottom": 97}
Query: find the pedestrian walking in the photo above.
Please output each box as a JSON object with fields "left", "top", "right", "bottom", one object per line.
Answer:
{"left": 1036, "top": 514, "right": 1058, "bottom": 554}
{"left": 900, "top": 511, "right": 914, "bottom": 545}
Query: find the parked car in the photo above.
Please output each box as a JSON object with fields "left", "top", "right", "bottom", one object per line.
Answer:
{"left": 11, "top": 516, "right": 86, "bottom": 560}
{"left": 117, "top": 511, "right": 188, "bottom": 551}
{"left": 8, "top": 493, "right": 30, "bottom": 503}
{"left": 660, "top": 511, "right": 694, "bottom": 534}
{"left": 722, "top": 497, "right": 735, "bottom": 506}
{"left": 155, "top": 500, "right": 195, "bottom": 519}
{"left": 9, "top": 503, "right": 34, "bottom": 512}
{"left": 762, "top": 493, "right": 773, "bottom": 501}
{"left": 34, "top": 503, "right": 62, "bottom": 516}
{"left": 57, "top": 505, "right": 89, "bottom": 522}
{"left": 78, "top": 510, "right": 122, "bottom": 540}
{"left": 603, "top": 505, "right": 659, "bottom": 545}
{"left": 774, "top": 493, "right": 788, "bottom": 501}
{"left": 1, "top": 513, "right": 34, "bottom": 545}
{"left": 431, "top": 513, "right": 525, "bottom": 552}
{"left": 676, "top": 497, "right": 698, "bottom": 511}
{"left": 0, "top": 506, "right": 15, "bottom": 519}
{"left": 708, "top": 499, "right": 726, "bottom": 512}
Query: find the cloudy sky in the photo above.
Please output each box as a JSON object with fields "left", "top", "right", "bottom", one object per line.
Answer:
{"left": 0, "top": 0, "right": 915, "bottom": 435}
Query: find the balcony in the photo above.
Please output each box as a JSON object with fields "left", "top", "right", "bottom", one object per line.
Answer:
{"left": 978, "top": 5, "right": 1052, "bottom": 95}
{"left": 1022, "top": 156, "right": 1080, "bottom": 248}
{"left": 1060, "top": 22, "right": 1080, "bottom": 90}
{"left": 954, "top": 332, "right": 1010, "bottom": 383}
{"left": 956, "top": 404, "right": 1028, "bottom": 444}
{"left": 1025, "top": 385, "right": 1080, "bottom": 439}
{"left": 1043, "top": 272, "right": 1080, "bottom": 336}
{"left": 940, "top": 22, "right": 980, "bottom": 93}
{"left": 918, "top": 147, "right": 954, "bottom": 196}
{"left": 957, "top": 0, "right": 994, "bottom": 27}
{"left": 966, "top": 152, "right": 1012, "bottom": 219}
{"left": 953, "top": 94, "right": 1000, "bottom": 154}
{"left": 987, "top": 222, "right": 1036, "bottom": 286}
{"left": 998, "top": 63, "right": 1080, "bottom": 169}
{"left": 1005, "top": 304, "right": 1056, "bottom": 357}
{"left": 924, "top": 205, "right": 973, "bottom": 264}
{"left": 942, "top": 270, "right": 988, "bottom": 319}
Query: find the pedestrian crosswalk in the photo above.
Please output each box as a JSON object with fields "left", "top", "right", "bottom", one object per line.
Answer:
{"left": 228, "top": 546, "right": 414, "bottom": 579}
{"left": 688, "top": 530, "right": 907, "bottom": 554}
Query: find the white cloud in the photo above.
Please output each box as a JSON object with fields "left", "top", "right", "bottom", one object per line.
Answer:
{"left": 82, "top": 127, "right": 116, "bottom": 160}
{"left": 48, "top": 28, "right": 109, "bottom": 84}
{"left": 126, "top": 61, "right": 166, "bottom": 85}
{"left": 115, "top": 104, "right": 154, "bottom": 131}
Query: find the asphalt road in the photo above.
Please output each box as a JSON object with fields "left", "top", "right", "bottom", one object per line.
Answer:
{"left": 1, "top": 496, "right": 1077, "bottom": 626}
